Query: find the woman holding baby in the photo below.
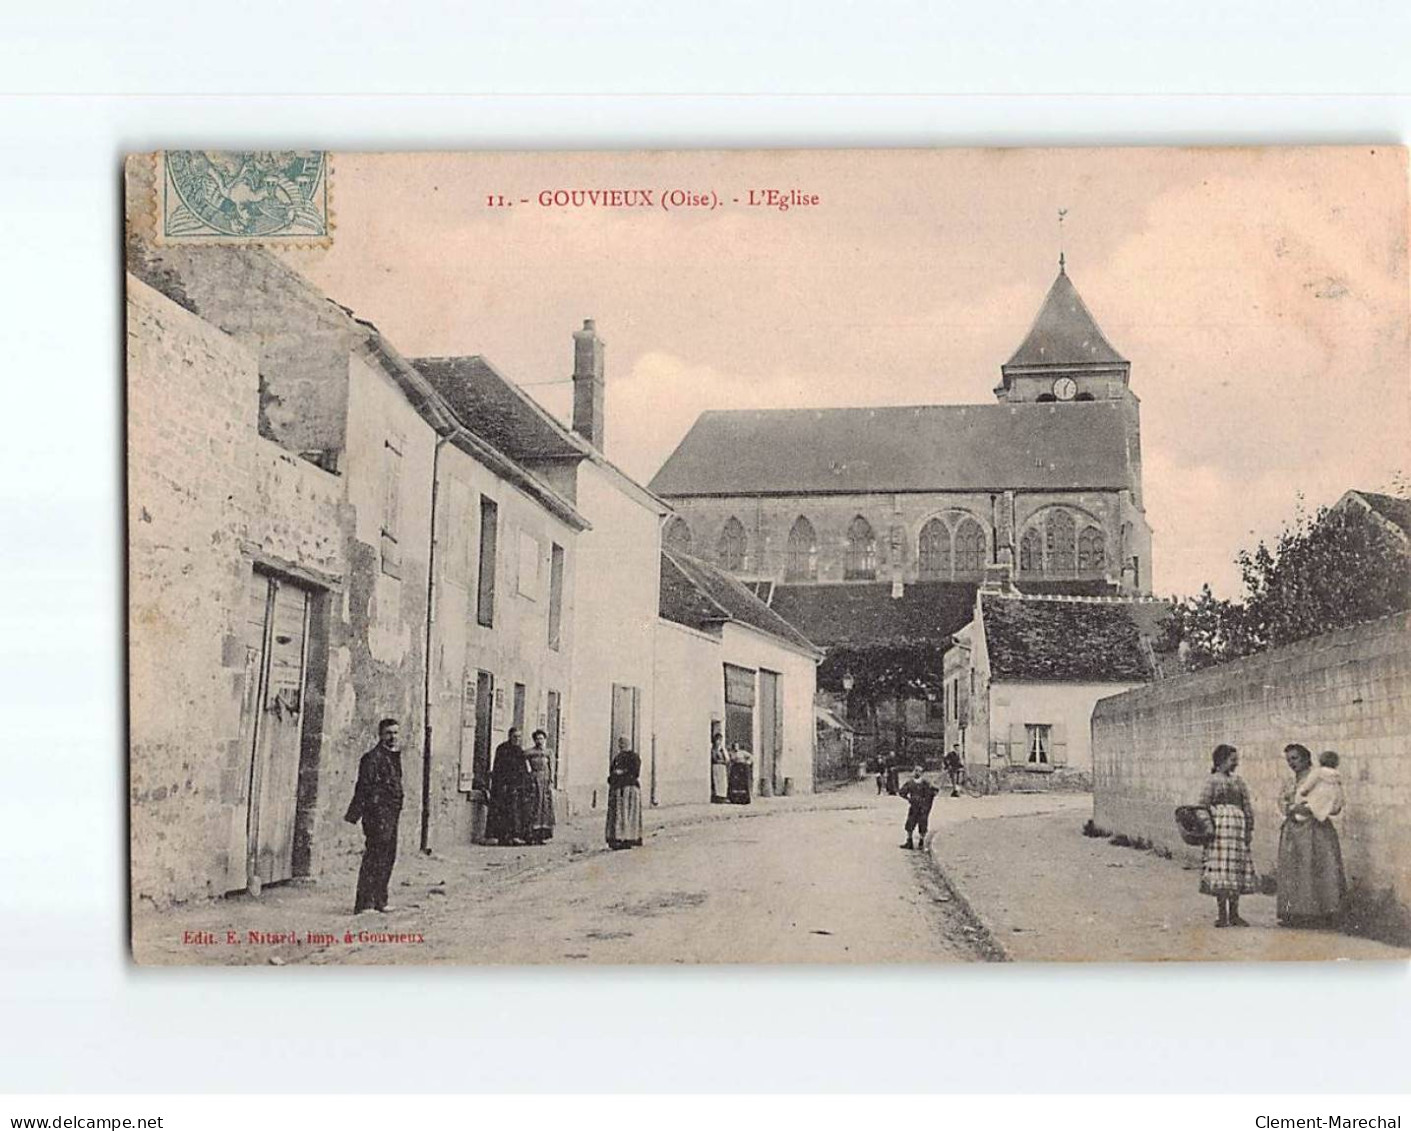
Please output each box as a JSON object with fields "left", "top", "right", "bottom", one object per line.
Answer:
{"left": 1276, "top": 743, "right": 1347, "bottom": 927}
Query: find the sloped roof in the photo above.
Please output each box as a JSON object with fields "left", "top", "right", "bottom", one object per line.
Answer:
{"left": 1003, "top": 268, "right": 1127, "bottom": 370}
{"left": 649, "top": 401, "right": 1133, "bottom": 497}
{"left": 981, "top": 595, "right": 1162, "bottom": 682}
{"left": 768, "top": 581, "right": 979, "bottom": 648}
{"left": 414, "top": 355, "right": 590, "bottom": 462}
{"left": 660, "top": 549, "right": 818, "bottom": 654}
{"left": 1351, "top": 490, "right": 1411, "bottom": 540}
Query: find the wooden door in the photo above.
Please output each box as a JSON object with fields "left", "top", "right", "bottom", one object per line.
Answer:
{"left": 759, "top": 669, "right": 782, "bottom": 795}
{"left": 241, "top": 572, "right": 312, "bottom": 891}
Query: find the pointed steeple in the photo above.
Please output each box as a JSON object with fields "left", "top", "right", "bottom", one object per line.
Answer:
{"left": 1005, "top": 265, "right": 1125, "bottom": 369}
{"left": 997, "top": 263, "right": 1130, "bottom": 402}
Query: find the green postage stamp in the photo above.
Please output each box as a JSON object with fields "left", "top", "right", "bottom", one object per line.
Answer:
{"left": 157, "top": 150, "right": 330, "bottom": 244}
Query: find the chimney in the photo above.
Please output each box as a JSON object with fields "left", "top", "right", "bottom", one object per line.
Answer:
{"left": 979, "top": 560, "right": 1017, "bottom": 596}
{"left": 572, "top": 318, "right": 605, "bottom": 450}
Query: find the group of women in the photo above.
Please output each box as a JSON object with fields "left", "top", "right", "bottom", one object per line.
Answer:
{"left": 1195, "top": 742, "right": 1347, "bottom": 929}
{"left": 487, "top": 728, "right": 645, "bottom": 850}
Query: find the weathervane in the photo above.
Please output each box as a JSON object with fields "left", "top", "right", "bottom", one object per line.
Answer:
{"left": 1058, "top": 208, "right": 1068, "bottom": 273}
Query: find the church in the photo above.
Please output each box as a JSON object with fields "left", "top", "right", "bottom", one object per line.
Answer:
{"left": 649, "top": 261, "right": 1158, "bottom": 767}
{"left": 651, "top": 260, "right": 1153, "bottom": 599}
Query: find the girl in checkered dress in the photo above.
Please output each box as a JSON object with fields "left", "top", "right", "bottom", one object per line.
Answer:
{"left": 1197, "top": 744, "right": 1258, "bottom": 927}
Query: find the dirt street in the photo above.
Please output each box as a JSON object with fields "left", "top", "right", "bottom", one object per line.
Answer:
{"left": 135, "top": 784, "right": 1068, "bottom": 965}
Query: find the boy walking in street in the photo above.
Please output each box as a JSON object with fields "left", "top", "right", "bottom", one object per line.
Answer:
{"left": 898, "top": 765, "right": 939, "bottom": 850}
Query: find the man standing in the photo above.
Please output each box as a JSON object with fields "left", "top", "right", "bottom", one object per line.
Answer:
{"left": 344, "top": 718, "right": 405, "bottom": 914}
{"left": 897, "top": 765, "right": 939, "bottom": 851}
{"left": 487, "top": 726, "right": 530, "bottom": 845}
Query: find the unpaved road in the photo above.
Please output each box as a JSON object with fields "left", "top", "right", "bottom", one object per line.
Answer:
{"left": 370, "top": 802, "right": 990, "bottom": 965}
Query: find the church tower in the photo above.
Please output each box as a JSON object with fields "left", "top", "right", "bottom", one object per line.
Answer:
{"left": 995, "top": 257, "right": 1133, "bottom": 405}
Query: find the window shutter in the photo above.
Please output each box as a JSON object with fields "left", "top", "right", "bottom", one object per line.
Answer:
{"left": 1007, "top": 722, "right": 1019, "bottom": 764}
{"left": 1051, "top": 721, "right": 1068, "bottom": 767}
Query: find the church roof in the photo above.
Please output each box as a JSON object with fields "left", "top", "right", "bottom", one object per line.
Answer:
{"left": 1003, "top": 267, "right": 1127, "bottom": 371}
{"left": 768, "top": 581, "right": 979, "bottom": 648}
{"left": 660, "top": 549, "right": 819, "bottom": 654}
{"left": 649, "top": 400, "right": 1134, "bottom": 497}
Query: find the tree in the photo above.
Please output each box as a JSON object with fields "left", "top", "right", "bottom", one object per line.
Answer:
{"left": 1168, "top": 496, "right": 1410, "bottom": 670}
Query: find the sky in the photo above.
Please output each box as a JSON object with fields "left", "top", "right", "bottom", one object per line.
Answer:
{"left": 288, "top": 148, "right": 1409, "bottom": 599}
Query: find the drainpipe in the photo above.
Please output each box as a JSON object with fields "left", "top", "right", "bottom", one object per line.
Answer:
{"left": 421, "top": 432, "right": 453, "bottom": 854}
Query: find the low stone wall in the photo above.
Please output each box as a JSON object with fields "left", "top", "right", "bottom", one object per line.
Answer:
{"left": 1092, "top": 612, "right": 1411, "bottom": 935}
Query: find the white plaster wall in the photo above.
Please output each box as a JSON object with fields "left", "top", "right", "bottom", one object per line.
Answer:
{"left": 989, "top": 679, "right": 1145, "bottom": 771}
{"left": 651, "top": 619, "right": 724, "bottom": 806}
{"left": 564, "top": 463, "right": 662, "bottom": 811}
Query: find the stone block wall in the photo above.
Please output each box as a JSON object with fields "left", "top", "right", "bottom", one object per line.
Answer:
{"left": 128, "top": 276, "right": 346, "bottom": 906}
{"left": 1092, "top": 612, "right": 1411, "bottom": 914}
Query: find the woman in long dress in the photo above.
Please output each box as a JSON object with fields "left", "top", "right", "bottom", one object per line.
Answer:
{"left": 1196, "top": 743, "right": 1258, "bottom": 927}
{"left": 1276, "top": 743, "right": 1347, "bottom": 926}
{"left": 525, "top": 729, "right": 556, "bottom": 844}
{"left": 710, "top": 732, "right": 729, "bottom": 803}
{"left": 605, "top": 737, "right": 643, "bottom": 849}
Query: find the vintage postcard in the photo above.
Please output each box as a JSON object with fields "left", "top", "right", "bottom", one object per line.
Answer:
{"left": 125, "top": 148, "right": 1411, "bottom": 965}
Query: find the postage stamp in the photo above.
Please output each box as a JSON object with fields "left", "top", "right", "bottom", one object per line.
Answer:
{"left": 156, "top": 150, "right": 330, "bottom": 245}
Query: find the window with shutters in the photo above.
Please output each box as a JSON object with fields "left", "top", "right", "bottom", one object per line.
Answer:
{"left": 1025, "top": 723, "right": 1052, "bottom": 765}
{"left": 547, "top": 542, "right": 565, "bottom": 651}
{"left": 717, "top": 516, "right": 748, "bottom": 572}
{"left": 785, "top": 516, "right": 817, "bottom": 581}
{"left": 844, "top": 516, "right": 876, "bottom": 580}
{"left": 918, "top": 518, "right": 951, "bottom": 579}
{"left": 954, "top": 518, "right": 985, "bottom": 574}
{"left": 476, "top": 495, "right": 498, "bottom": 628}
{"left": 380, "top": 434, "right": 403, "bottom": 579}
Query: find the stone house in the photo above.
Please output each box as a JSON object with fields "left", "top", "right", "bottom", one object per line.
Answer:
{"left": 127, "top": 234, "right": 588, "bottom": 905}
{"left": 416, "top": 321, "right": 670, "bottom": 817}
{"left": 944, "top": 586, "right": 1169, "bottom": 782}
{"left": 649, "top": 262, "right": 1153, "bottom": 597}
{"left": 655, "top": 549, "right": 821, "bottom": 804}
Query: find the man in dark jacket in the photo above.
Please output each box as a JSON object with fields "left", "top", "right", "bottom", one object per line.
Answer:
{"left": 897, "top": 765, "right": 939, "bottom": 850}
{"left": 345, "top": 718, "right": 405, "bottom": 913}
{"left": 487, "top": 727, "right": 530, "bottom": 845}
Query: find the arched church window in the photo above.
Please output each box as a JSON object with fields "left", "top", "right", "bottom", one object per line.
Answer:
{"left": 717, "top": 517, "right": 748, "bottom": 572}
{"left": 664, "top": 516, "right": 692, "bottom": 554}
{"left": 844, "top": 516, "right": 876, "bottom": 580}
{"left": 918, "top": 518, "right": 951, "bottom": 579}
{"left": 1078, "top": 525, "right": 1106, "bottom": 572}
{"left": 1047, "top": 510, "right": 1077, "bottom": 574}
{"left": 1019, "top": 527, "right": 1043, "bottom": 574}
{"left": 954, "top": 518, "right": 985, "bottom": 574}
{"left": 785, "top": 516, "right": 818, "bottom": 581}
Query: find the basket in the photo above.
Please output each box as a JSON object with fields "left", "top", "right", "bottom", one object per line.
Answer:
{"left": 1174, "top": 805, "right": 1215, "bottom": 847}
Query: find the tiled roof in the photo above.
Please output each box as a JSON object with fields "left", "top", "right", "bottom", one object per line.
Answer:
{"left": 1003, "top": 268, "right": 1127, "bottom": 370}
{"left": 649, "top": 401, "right": 1134, "bottom": 497}
{"left": 1354, "top": 491, "right": 1411, "bottom": 540}
{"left": 414, "top": 356, "right": 589, "bottom": 462}
{"left": 660, "top": 550, "right": 818, "bottom": 654}
{"left": 981, "top": 595, "right": 1162, "bottom": 682}
{"left": 768, "top": 581, "right": 978, "bottom": 648}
